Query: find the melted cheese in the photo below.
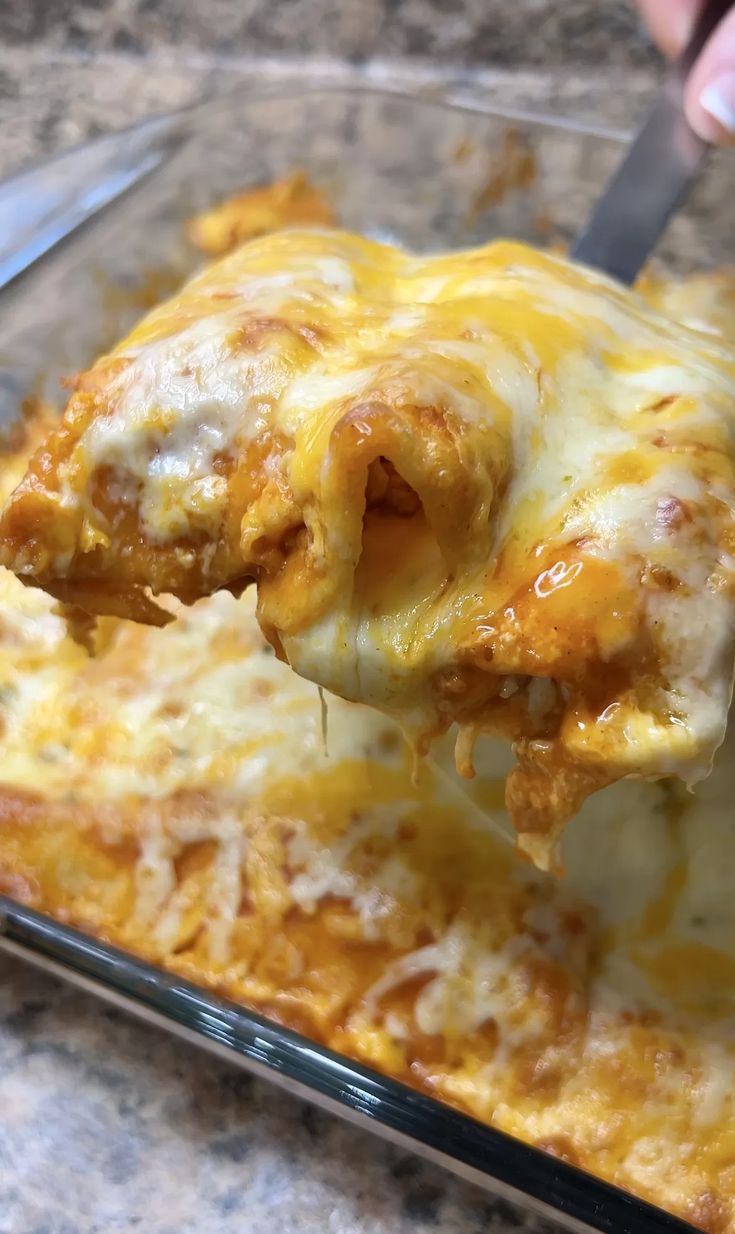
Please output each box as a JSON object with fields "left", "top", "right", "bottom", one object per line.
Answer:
{"left": 1, "top": 234, "right": 734, "bottom": 865}
{"left": 187, "top": 171, "right": 335, "bottom": 257}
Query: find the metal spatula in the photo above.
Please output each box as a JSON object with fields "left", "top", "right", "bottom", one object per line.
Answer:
{"left": 572, "top": 0, "right": 733, "bottom": 284}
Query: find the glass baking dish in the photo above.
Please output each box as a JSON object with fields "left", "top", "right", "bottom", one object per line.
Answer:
{"left": 0, "top": 86, "right": 728, "bottom": 1234}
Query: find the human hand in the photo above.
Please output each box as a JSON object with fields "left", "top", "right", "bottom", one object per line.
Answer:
{"left": 636, "top": 0, "right": 735, "bottom": 143}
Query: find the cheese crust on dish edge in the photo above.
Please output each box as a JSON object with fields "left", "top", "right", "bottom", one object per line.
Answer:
{"left": 1, "top": 232, "right": 734, "bottom": 865}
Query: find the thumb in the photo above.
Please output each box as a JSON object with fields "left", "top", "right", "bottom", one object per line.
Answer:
{"left": 684, "top": 5, "right": 735, "bottom": 143}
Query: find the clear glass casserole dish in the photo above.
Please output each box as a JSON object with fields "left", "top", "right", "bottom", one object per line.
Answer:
{"left": 0, "top": 86, "right": 731, "bottom": 1234}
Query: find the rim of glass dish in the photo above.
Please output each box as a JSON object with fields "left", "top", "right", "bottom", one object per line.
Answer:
{"left": 0, "top": 896, "right": 697, "bottom": 1234}
{"left": 186, "top": 80, "right": 633, "bottom": 142}
{"left": 2, "top": 81, "right": 631, "bottom": 190}
{"left": 0, "top": 83, "right": 631, "bottom": 296}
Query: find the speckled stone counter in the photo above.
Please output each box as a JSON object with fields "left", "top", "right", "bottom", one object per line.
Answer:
{"left": 0, "top": 0, "right": 664, "bottom": 175}
{"left": 0, "top": 0, "right": 659, "bottom": 67}
{"left": 1, "top": 952, "right": 554, "bottom": 1234}
{"left": 0, "top": 5, "right": 664, "bottom": 1233}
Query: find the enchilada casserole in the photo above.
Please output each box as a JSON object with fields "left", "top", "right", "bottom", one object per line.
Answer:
{"left": 0, "top": 197, "right": 734, "bottom": 1229}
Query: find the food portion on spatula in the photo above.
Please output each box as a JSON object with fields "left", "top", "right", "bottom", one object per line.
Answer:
{"left": 1, "top": 221, "right": 733, "bottom": 868}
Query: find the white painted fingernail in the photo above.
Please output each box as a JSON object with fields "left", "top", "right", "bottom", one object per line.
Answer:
{"left": 699, "top": 72, "right": 735, "bottom": 134}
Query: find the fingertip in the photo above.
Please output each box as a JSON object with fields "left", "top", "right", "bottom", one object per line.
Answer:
{"left": 684, "top": 7, "right": 735, "bottom": 146}
{"left": 687, "top": 72, "right": 735, "bottom": 144}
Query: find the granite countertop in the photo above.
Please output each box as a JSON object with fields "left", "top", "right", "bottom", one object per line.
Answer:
{"left": 0, "top": 0, "right": 662, "bottom": 174}
{"left": 0, "top": 5, "right": 662, "bottom": 1233}
{"left": 3, "top": 953, "right": 536, "bottom": 1234}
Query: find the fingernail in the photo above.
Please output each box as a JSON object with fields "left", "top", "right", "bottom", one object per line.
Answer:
{"left": 699, "top": 72, "right": 735, "bottom": 135}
